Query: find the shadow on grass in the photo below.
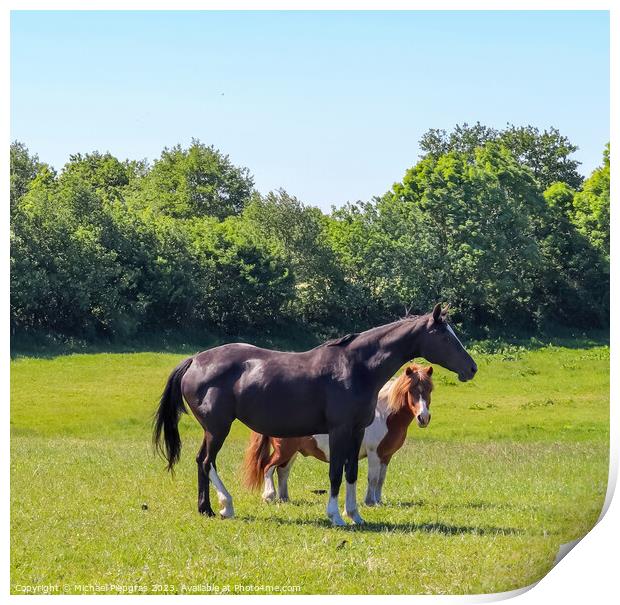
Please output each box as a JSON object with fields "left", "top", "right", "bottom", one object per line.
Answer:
{"left": 389, "top": 499, "right": 426, "bottom": 508}
{"left": 390, "top": 499, "right": 508, "bottom": 510}
{"left": 237, "top": 513, "right": 523, "bottom": 536}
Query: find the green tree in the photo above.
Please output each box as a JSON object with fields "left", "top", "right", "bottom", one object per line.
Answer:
{"left": 388, "top": 143, "right": 544, "bottom": 327}
{"left": 419, "top": 123, "right": 583, "bottom": 190}
{"left": 571, "top": 144, "right": 610, "bottom": 258}
{"left": 133, "top": 140, "right": 254, "bottom": 219}
{"left": 241, "top": 190, "right": 348, "bottom": 329}
{"left": 59, "top": 152, "right": 132, "bottom": 203}
{"left": 538, "top": 182, "right": 608, "bottom": 325}
{"left": 186, "top": 216, "right": 294, "bottom": 332}
{"left": 327, "top": 199, "right": 422, "bottom": 327}
{"left": 10, "top": 141, "right": 48, "bottom": 212}
{"left": 11, "top": 175, "right": 129, "bottom": 337}
{"left": 499, "top": 125, "right": 583, "bottom": 190}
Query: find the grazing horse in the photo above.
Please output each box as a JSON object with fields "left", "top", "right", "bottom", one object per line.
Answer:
{"left": 243, "top": 363, "right": 434, "bottom": 507}
{"left": 153, "top": 304, "right": 477, "bottom": 526}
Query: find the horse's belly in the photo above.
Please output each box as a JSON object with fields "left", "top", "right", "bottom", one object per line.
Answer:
{"left": 237, "top": 402, "right": 327, "bottom": 438}
{"left": 234, "top": 373, "right": 327, "bottom": 436}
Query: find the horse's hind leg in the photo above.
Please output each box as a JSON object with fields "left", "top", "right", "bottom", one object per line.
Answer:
{"left": 196, "top": 438, "right": 214, "bottom": 516}
{"left": 276, "top": 453, "right": 298, "bottom": 502}
{"left": 262, "top": 463, "right": 277, "bottom": 503}
{"left": 203, "top": 423, "right": 234, "bottom": 518}
{"left": 209, "top": 464, "right": 234, "bottom": 518}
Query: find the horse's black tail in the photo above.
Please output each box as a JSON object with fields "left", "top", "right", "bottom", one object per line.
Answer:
{"left": 153, "top": 357, "right": 194, "bottom": 472}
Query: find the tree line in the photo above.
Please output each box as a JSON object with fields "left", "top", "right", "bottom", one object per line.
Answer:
{"left": 10, "top": 123, "right": 609, "bottom": 344}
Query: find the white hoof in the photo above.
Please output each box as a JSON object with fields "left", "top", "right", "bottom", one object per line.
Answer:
{"left": 262, "top": 491, "right": 276, "bottom": 503}
{"left": 329, "top": 512, "right": 347, "bottom": 527}
{"left": 219, "top": 503, "right": 235, "bottom": 519}
{"left": 327, "top": 495, "right": 347, "bottom": 526}
{"left": 345, "top": 509, "right": 365, "bottom": 525}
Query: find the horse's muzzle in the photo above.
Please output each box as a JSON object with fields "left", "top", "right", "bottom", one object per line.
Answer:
{"left": 458, "top": 363, "right": 478, "bottom": 382}
{"left": 417, "top": 414, "right": 431, "bottom": 428}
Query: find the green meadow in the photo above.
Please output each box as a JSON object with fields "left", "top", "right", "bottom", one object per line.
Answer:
{"left": 10, "top": 341, "right": 609, "bottom": 595}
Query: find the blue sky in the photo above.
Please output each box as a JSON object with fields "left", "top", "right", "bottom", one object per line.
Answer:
{"left": 11, "top": 10, "right": 609, "bottom": 210}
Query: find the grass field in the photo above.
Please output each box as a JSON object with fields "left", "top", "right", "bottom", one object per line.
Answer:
{"left": 10, "top": 340, "right": 609, "bottom": 595}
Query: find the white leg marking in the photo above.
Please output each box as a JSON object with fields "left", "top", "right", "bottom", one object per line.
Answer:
{"left": 344, "top": 481, "right": 364, "bottom": 524}
{"left": 327, "top": 495, "right": 346, "bottom": 526}
{"left": 365, "top": 451, "right": 381, "bottom": 506}
{"left": 262, "top": 466, "right": 276, "bottom": 502}
{"left": 276, "top": 454, "right": 297, "bottom": 502}
{"left": 209, "top": 465, "right": 234, "bottom": 518}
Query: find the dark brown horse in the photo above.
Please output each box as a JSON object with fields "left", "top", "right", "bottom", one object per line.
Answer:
{"left": 153, "top": 304, "right": 477, "bottom": 526}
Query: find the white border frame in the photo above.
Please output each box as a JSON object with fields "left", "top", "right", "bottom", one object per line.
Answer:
{"left": 3, "top": 2, "right": 616, "bottom": 603}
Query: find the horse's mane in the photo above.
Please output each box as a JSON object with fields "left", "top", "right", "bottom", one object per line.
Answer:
{"left": 386, "top": 363, "right": 433, "bottom": 414}
{"left": 399, "top": 313, "right": 422, "bottom": 322}
{"left": 315, "top": 314, "right": 426, "bottom": 350}
{"left": 317, "top": 333, "right": 360, "bottom": 348}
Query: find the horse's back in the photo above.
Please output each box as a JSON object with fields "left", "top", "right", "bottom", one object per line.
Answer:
{"left": 184, "top": 342, "right": 331, "bottom": 436}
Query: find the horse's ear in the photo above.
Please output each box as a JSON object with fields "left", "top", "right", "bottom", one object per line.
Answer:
{"left": 405, "top": 366, "right": 413, "bottom": 376}
{"left": 426, "top": 366, "right": 433, "bottom": 376}
{"left": 432, "top": 303, "right": 443, "bottom": 323}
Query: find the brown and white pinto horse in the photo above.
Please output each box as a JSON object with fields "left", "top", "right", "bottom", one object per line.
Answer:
{"left": 243, "top": 363, "right": 434, "bottom": 507}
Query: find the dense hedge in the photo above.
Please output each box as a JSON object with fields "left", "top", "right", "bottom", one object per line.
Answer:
{"left": 10, "top": 125, "right": 609, "bottom": 342}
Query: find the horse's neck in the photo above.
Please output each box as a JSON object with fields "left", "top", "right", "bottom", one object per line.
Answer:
{"left": 354, "top": 318, "right": 424, "bottom": 388}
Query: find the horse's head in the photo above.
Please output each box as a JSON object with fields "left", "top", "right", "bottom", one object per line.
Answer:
{"left": 388, "top": 363, "right": 434, "bottom": 428}
{"left": 405, "top": 364, "right": 434, "bottom": 428}
{"left": 418, "top": 304, "right": 477, "bottom": 382}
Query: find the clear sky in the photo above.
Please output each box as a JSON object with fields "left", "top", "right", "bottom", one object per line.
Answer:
{"left": 11, "top": 10, "right": 609, "bottom": 210}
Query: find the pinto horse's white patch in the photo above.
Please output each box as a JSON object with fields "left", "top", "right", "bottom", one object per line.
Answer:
{"left": 417, "top": 396, "right": 430, "bottom": 426}
{"left": 361, "top": 413, "right": 389, "bottom": 458}
{"left": 313, "top": 434, "right": 330, "bottom": 460}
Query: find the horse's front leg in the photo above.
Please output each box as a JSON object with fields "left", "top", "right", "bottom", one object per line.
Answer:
{"left": 365, "top": 449, "right": 381, "bottom": 506}
{"left": 376, "top": 459, "right": 390, "bottom": 505}
{"left": 343, "top": 426, "right": 365, "bottom": 524}
{"left": 326, "top": 428, "right": 349, "bottom": 526}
